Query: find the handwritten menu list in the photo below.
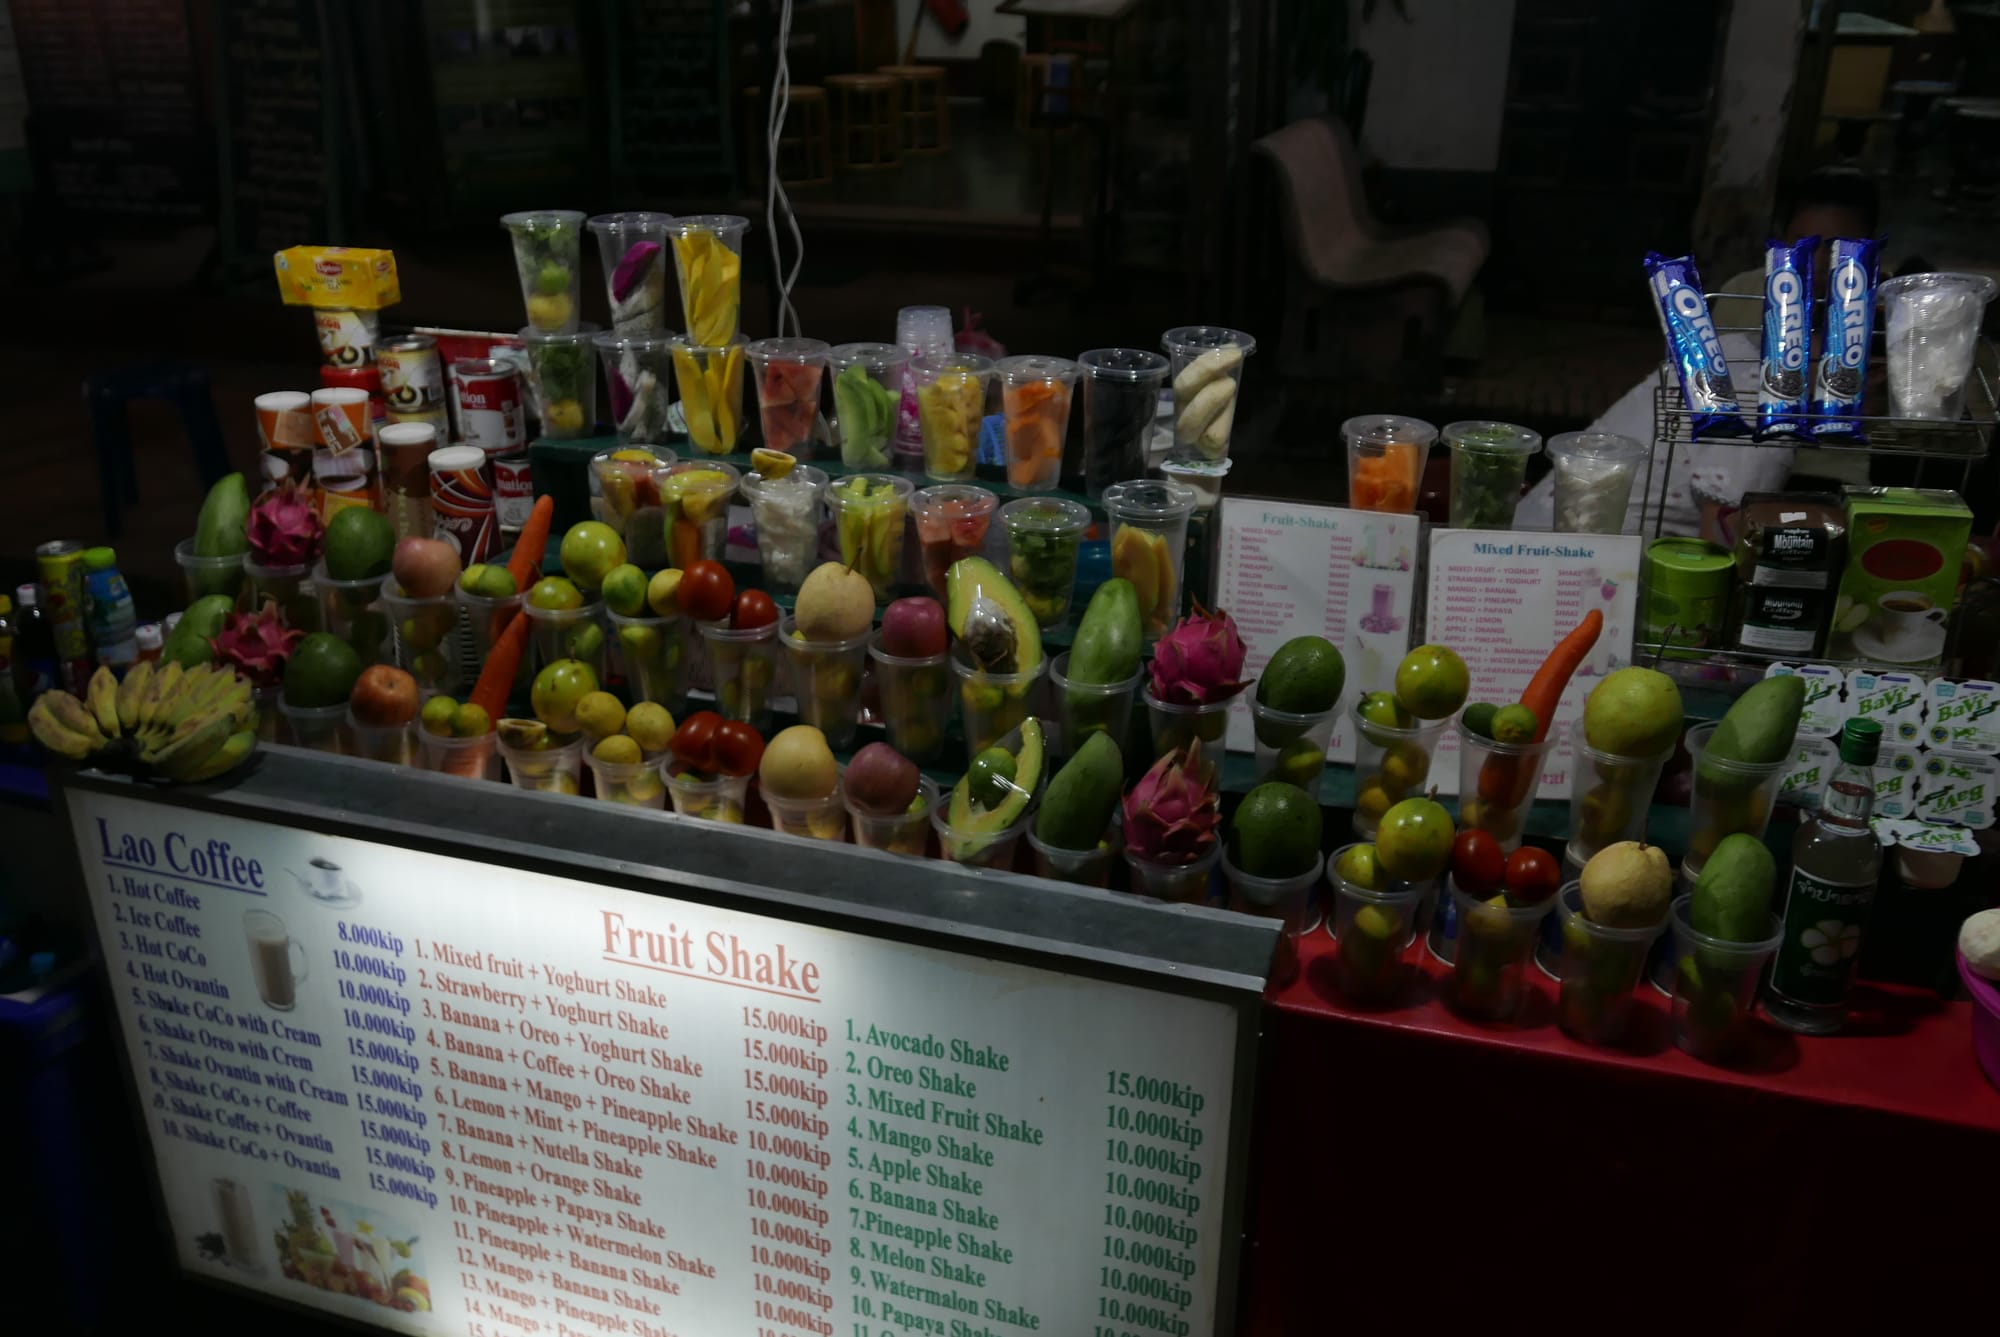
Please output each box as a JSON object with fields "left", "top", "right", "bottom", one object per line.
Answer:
{"left": 72, "top": 790, "right": 1237, "bottom": 1337}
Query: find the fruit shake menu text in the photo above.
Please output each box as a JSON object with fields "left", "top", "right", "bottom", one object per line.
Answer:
{"left": 69, "top": 791, "right": 1243, "bottom": 1337}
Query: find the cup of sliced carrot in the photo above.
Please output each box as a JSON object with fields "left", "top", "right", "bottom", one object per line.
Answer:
{"left": 995, "top": 355, "right": 1080, "bottom": 492}
{"left": 1343, "top": 414, "right": 1437, "bottom": 514}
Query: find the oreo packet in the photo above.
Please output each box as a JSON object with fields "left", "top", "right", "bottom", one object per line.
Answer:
{"left": 1645, "top": 251, "right": 1749, "bottom": 438}
{"left": 1756, "top": 235, "right": 1817, "bottom": 440}
{"left": 1811, "top": 236, "right": 1882, "bottom": 443}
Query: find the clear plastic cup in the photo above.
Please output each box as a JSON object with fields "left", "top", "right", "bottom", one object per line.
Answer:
{"left": 279, "top": 699, "right": 347, "bottom": 754}
{"left": 741, "top": 466, "right": 827, "bottom": 597}
{"left": 668, "top": 214, "right": 748, "bottom": 346}
{"left": 1666, "top": 893, "right": 1784, "bottom": 1064}
{"left": 593, "top": 331, "right": 676, "bottom": 445}
{"left": 911, "top": 352, "right": 995, "bottom": 482}
{"left": 995, "top": 355, "right": 1080, "bottom": 492}
{"left": 826, "top": 473, "right": 912, "bottom": 603}
{"left": 829, "top": 343, "right": 911, "bottom": 470}
{"left": 501, "top": 209, "right": 586, "bottom": 334}
{"left": 1101, "top": 479, "right": 1196, "bottom": 643}
{"left": 1553, "top": 882, "right": 1667, "bottom": 1045}
{"left": 381, "top": 579, "right": 463, "bottom": 696}
{"left": 498, "top": 734, "right": 585, "bottom": 795}
{"left": 418, "top": 728, "right": 500, "bottom": 781}
{"left": 1160, "top": 459, "right": 1230, "bottom": 511}
{"left": 1048, "top": 651, "right": 1141, "bottom": 762}
{"left": 345, "top": 708, "right": 412, "bottom": 766}
{"left": 1683, "top": 721, "right": 1792, "bottom": 877}
{"left": 1454, "top": 716, "right": 1555, "bottom": 852}
{"left": 1343, "top": 414, "right": 1436, "bottom": 514}
{"left": 665, "top": 768, "right": 749, "bottom": 823}
{"left": 1027, "top": 823, "right": 1121, "bottom": 887}
{"left": 1565, "top": 740, "right": 1674, "bottom": 869}
{"left": 1447, "top": 885, "right": 1556, "bottom": 1022}
{"left": 1161, "top": 326, "right": 1255, "bottom": 465}
{"left": 762, "top": 780, "right": 848, "bottom": 842}
{"left": 252, "top": 686, "right": 280, "bottom": 742}
{"left": 1079, "top": 348, "right": 1169, "bottom": 497}
{"left": 1548, "top": 431, "right": 1648, "bottom": 534}
{"left": 1350, "top": 706, "right": 1451, "bottom": 839}
{"left": 522, "top": 599, "right": 608, "bottom": 678}
{"left": 700, "top": 620, "right": 780, "bottom": 731}
{"left": 311, "top": 562, "right": 389, "bottom": 665}
{"left": 999, "top": 497, "right": 1090, "bottom": 629}
{"left": 1143, "top": 686, "right": 1233, "bottom": 780}
{"left": 588, "top": 211, "right": 674, "bottom": 334}
{"left": 1879, "top": 271, "right": 1999, "bottom": 419}
{"left": 1327, "top": 848, "right": 1424, "bottom": 1003}
{"left": 244, "top": 558, "right": 320, "bottom": 631}
{"left": 1123, "top": 846, "right": 1219, "bottom": 904}
{"left": 670, "top": 336, "right": 748, "bottom": 456}
{"left": 584, "top": 752, "right": 668, "bottom": 808}
{"left": 175, "top": 538, "right": 246, "bottom": 604}
{"left": 911, "top": 484, "right": 999, "bottom": 601}
{"left": 848, "top": 777, "right": 937, "bottom": 856}
{"left": 933, "top": 806, "right": 1028, "bottom": 870}
{"left": 746, "top": 337, "right": 830, "bottom": 457}
{"left": 521, "top": 323, "right": 600, "bottom": 439}
{"left": 456, "top": 589, "right": 528, "bottom": 697}
{"left": 952, "top": 644, "right": 1047, "bottom": 758}
{"left": 590, "top": 445, "right": 676, "bottom": 570}
{"left": 1443, "top": 421, "right": 1542, "bottom": 529}
{"left": 780, "top": 616, "right": 870, "bottom": 749}
{"left": 1249, "top": 698, "right": 1336, "bottom": 798}
{"left": 869, "top": 633, "right": 952, "bottom": 763}
{"left": 656, "top": 460, "right": 740, "bottom": 570}
{"left": 1223, "top": 850, "right": 1325, "bottom": 935}
{"left": 609, "top": 611, "right": 686, "bottom": 710}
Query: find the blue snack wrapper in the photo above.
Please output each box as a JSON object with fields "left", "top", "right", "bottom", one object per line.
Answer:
{"left": 1645, "top": 251, "right": 1749, "bottom": 438}
{"left": 1756, "top": 235, "right": 1817, "bottom": 440}
{"left": 1811, "top": 237, "right": 1881, "bottom": 442}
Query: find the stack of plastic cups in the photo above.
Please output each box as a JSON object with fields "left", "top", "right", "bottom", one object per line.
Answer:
{"left": 1453, "top": 716, "right": 1554, "bottom": 852}
{"left": 1078, "top": 348, "right": 1169, "bottom": 498}
{"left": 1101, "top": 479, "right": 1196, "bottom": 646}
{"left": 912, "top": 352, "right": 995, "bottom": 483}
{"left": 587, "top": 211, "right": 674, "bottom": 334}
{"left": 499, "top": 734, "right": 585, "bottom": 795}
{"left": 521, "top": 323, "right": 600, "bottom": 440}
{"left": 895, "top": 305, "right": 956, "bottom": 474}
{"left": 1047, "top": 652, "right": 1142, "bottom": 763}
{"left": 745, "top": 338, "right": 829, "bottom": 458}
{"left": 1552, "top": 883, "right": 1669, "bottom": 1045}
{"left": 1326, "top": 846, "right": 1425, "bottom": 1004}
{"left": 848, "top": 778, "right": 937, "bottom": 856}
{"left": 869, "top": 632, "right": 951, "bottom": 764}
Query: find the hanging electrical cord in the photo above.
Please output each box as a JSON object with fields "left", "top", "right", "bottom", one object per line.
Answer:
{"left": 765, "top": 0, "right": 805, "bottom": 337}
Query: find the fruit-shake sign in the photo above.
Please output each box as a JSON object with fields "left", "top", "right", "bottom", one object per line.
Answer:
{"left": 60, "top": 750, "right": 1269, "bottom": 1337}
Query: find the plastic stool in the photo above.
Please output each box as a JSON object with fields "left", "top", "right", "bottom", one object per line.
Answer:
{"left": 84, "top": 361, "right": 231, "bottom": 538}
{"left": 827, "top": 73, "right": 901, "bottom": 170}
{"left": 878, "top": 64, "right": 951, "bottom": 154}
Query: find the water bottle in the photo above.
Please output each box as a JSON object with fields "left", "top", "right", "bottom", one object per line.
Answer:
{"left": 13, "top": 584, "right": 58, "bottom": 706}
{"left": 82, "top": 547, "right": 138, "bottom": 671}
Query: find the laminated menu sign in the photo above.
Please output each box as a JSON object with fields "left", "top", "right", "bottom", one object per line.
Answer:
{"left": 1214, "top": 499, "right": 1420, "bottom": 761}
{"left": 1424, "top": 530, "right": 1643, "bottom": 796}
{"left": 68, "top": 787, "right": 1243, "bottom": 1337}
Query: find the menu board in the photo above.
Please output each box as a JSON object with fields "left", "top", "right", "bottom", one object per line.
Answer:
{"left": 67, "top": 778, "right": 1248, "bottom": 1337}
{"left": 1213, "top": 499, "right": 1421, "bottom": 761}
{"left": 1424, "top": 529, "right": 1642, "bottom": 796}
{"left": 609, "top": 0, "right": 732, "bottom": 185}
{"left": 217, "top": 0, "right": 335, "bottom": 283}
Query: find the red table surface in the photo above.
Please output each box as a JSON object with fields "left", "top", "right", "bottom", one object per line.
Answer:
{"left": 1238, "top": 927, "right": 1997, "bottom": 1336}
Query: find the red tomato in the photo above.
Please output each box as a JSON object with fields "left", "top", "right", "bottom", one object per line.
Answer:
{"left": 1503, "top": 846, "right": 1561, "bottom": 906}
{"left": 1451, "top": 829, "right": 1506, "bottom": 897}
{"left": 714, "top": 720, "right": 765, "bottom": 777}
{"left": 679, "top": 560, "right": 735, "bottom": 622}
{"left": 732, "top": 588, "right": 778, "bottom": 631}
{"left": 670, "top": 711, "right": 722, "bottom": 772}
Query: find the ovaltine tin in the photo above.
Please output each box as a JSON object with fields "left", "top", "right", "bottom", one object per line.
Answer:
{"left": 310, "top": 386, "right": 371, "bottom": 455}
{"left": 378, "top": 333, "right": 445, "bottom": 416}
{"left": 451, "top": 357, "right": 526, "bottom": 456}
{"left": 254, "top": 390, "right": 317, "bottom": 485}
{"left": 36, "top": 539, "right": 90, "bottom": 684}
{"left": 315, "top": 307, "right": 379, "bottom": 368}
{"left": 313, "top": 442, "right": 379, "bottom": 522}
{"left": 492, "top": 453, "right": 535, "bottom": 533}
{"left": 430, "top": 445, "right": 498, "bottom": 564}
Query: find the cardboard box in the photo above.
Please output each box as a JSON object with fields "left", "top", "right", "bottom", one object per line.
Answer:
{"left": 273, "top": 246, "right": 401, "bottom": 310}
{"left": 1830, "top": 487, "right": 1973, "bottom": 668}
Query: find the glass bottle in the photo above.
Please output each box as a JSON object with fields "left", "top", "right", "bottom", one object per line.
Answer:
{"left": 1766, "top": 718, "right": 1883, "bottom": 1034}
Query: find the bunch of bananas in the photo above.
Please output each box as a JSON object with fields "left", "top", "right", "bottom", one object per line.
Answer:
{"left": 28, "top": 661, "right": 259, "bottom": 783}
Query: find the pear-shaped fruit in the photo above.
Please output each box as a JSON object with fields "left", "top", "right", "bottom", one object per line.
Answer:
{"left": 1578, "top": 840, "right": 1673, "bottom": 928}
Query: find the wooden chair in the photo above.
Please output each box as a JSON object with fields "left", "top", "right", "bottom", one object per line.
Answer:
{"left": 741, "top": 85, "right": 833, "bottom": 185}
{"left": 826, "top": 73, "right": 901, "bottom": 170}
{"left": 877, "top": 64, "right": 950, "bottom": 154}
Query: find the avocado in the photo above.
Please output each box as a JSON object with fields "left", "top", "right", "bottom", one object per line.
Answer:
{"left": 946, "top": 557, "right": 1043, "bottom": 675}
{"left": 1035, "top": 732, "right": 1123, "bottom": 851}
{"left": 322, "top": 507, "right": 396, "bottom": 581}
{"left": 192, "top": 473, "right": 251, "bottom": 558}
{"left": 1255, "top": 635, "right": 1345, "bottom": 714}
{"left": 948, "top": 718, "right": 1044, "bottom": 843}
{"left": 1690, "top": 833, "right": 1777, "bottom": 942}
{"left": 1705, "top": 675, "right": 1805, "bottom": 766}
{"left": 1067, "top": 579, "right": 1143, "bottom": 687}
{"left": 283, "top": 632, "right": 364, "bottom": 708}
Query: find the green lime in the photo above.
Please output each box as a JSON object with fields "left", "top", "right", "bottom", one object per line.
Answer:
{"left": 1227, "top": 782, "right": 1324, "bottom": 879}
{"left": 1462, "top": 702, "right": 1499, "bottom": 739}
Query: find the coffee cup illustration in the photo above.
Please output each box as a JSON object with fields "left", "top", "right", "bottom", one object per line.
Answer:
{"left": 245, "top": 910, "right": 309, "bottom": 1010}
{"left": 1874, "top": 589, "right": 1945, "bottom": 650}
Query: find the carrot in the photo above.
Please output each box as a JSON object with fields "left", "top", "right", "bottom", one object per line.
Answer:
{"left": 506, "top": 494, "right": 556, "bottom": 594}
{"left": 469, "top": 609, "right": 532, "bottom": 722}
{"left": 1477, "top": 608, "right": 1602, "bottom": 806}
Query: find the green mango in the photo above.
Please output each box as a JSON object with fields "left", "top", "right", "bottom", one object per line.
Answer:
{"left": 1705, "top": 675, "right": 1805, "bottom": 767}
{"left": 161, "top": 595, "right": 238, "bottom": 667}
{"left": 193, "top": 473, "right": 251, "bottom": 558}
{"left": 1067, "top": 578, "right": 1142, "bottom": 687}
{"left": 1035, "top": 731, "right": 1123, "bottom": 851}
{"left": 1691, "top": 833, "right": 1777, "bottom": 943}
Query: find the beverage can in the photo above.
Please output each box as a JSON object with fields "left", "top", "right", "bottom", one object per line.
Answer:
{"left": 311, "top": 386, "right": 371, "bottom": 456}
{"left": 313, "top": 397, "right": 380, "bottom": 521}
{"left": 492, "top": 453, "right": 535, "bottom": 533}
{"left": 378, "top": 423, "right": 438, "bottom": 542}
{"left": 36, "top": 539, "right": 89, "bottom": 672}
{"left": 1641, "top": 537, "right": 1733, "bottom": 661}
{"left": 254, "top": 390, "right": 317, "bottom": 486}
{"left": 430, "top": 445, "right": 498, "bottom": 564}
{"left": 451, "top": 357, "right": 526, "bottom": 456}
{"left": 314, "top": 306, "right": 380, "bottom": 368}
{"left": 378, "top": 334, "right": 445, "bottom": 416}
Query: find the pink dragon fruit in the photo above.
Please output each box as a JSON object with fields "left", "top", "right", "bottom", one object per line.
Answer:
{"left": 210, "top": 600, "right": 304, "bottom": 688}
{"left": 246, "top": 481, "right": 323, "bottom": 568}
{"left": 1122, "top": 739, "right": 1221, "bottom": 866}
{"left": 1148, "top": 602, "right": 1251, "bottom": 705}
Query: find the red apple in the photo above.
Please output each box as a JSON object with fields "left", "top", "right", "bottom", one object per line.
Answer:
{"left": 350, "top": 664, "right": 420, "bottom": 726}
{"left": 880, "top": 597, "right": 947, "bottom": 659}
{"left": 391, "top": 537, "right": 462, "bottom": 599}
